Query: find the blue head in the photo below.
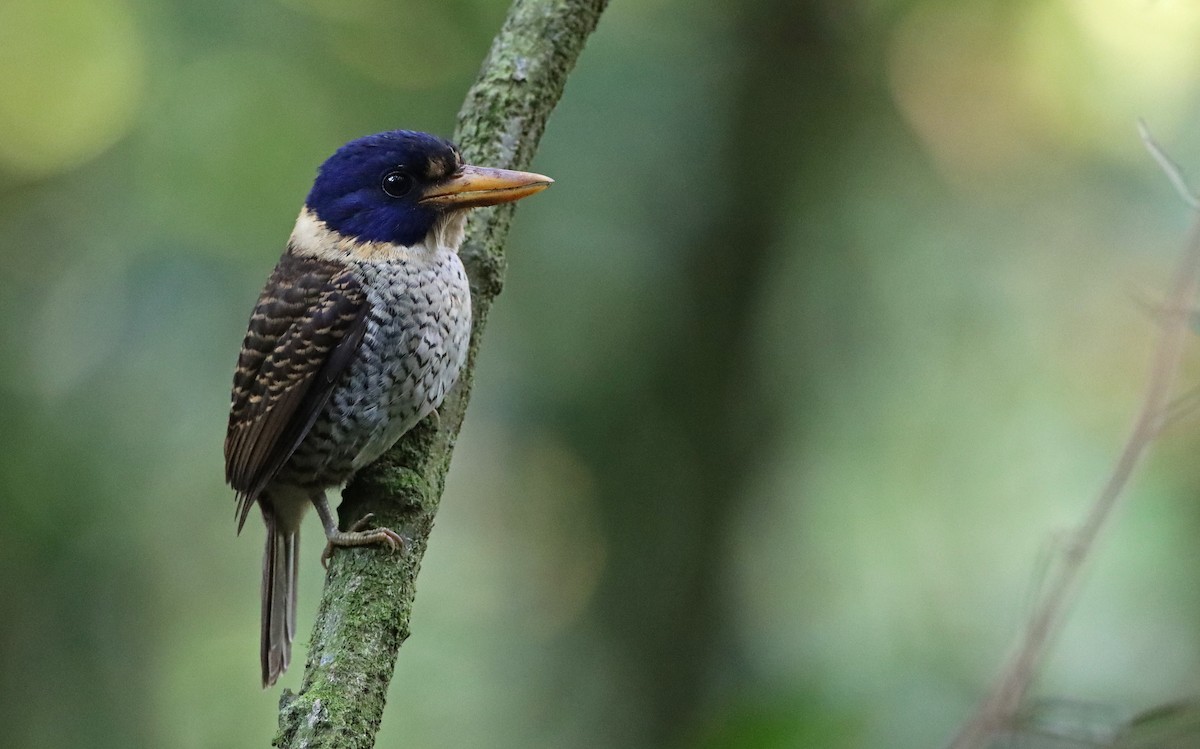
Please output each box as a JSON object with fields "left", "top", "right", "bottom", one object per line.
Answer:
{"left": 303, "top": 130, "right": 554, "bottom": 248}
{"left": 305, "top": 131, "right": 459, "bottom": 247}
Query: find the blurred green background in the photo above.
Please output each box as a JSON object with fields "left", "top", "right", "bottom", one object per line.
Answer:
{"left": 4, "top": 0, "right": 1200, "bottom": 747}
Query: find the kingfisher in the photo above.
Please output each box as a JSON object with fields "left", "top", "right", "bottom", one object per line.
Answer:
{"left": 225, "top": 130, "right": 552, "bottom": 687}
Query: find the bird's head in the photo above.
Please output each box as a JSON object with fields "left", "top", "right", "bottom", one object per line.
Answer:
{"left": 298, "top": 130, "right": 552, "bottom": 251}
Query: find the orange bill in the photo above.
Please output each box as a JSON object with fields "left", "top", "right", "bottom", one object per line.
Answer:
{"left": 420, "top": 165, "right": 554, "bottom": 208}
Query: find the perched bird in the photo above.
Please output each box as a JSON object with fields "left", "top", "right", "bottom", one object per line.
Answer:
{"left": 225, "top": 130, "right": 552, "bottom": 687}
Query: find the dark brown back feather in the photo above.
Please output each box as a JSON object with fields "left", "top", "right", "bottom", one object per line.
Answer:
{"left": 225, "top": 252, "right": 368, "bottom": 529}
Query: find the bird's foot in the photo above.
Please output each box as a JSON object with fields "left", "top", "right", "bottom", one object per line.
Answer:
{"left": 320, "top": 513, "right": 404, "bottom": 568}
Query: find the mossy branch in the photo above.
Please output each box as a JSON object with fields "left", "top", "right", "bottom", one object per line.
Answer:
{"left": 273, "top": 1, "right": 608, "bottom": 746}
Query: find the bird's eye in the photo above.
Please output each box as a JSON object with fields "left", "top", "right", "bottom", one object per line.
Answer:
{"left": 381, "top": 170, "right": 414, "bottom": 198}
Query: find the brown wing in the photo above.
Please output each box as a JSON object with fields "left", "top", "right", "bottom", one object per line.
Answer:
{"left": 225, "top": 252, "right": 369, "bottom": 530}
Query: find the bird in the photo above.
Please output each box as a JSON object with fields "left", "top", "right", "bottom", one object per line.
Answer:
{"left": 224, "top": 130, "right": 552, "bottom": 687}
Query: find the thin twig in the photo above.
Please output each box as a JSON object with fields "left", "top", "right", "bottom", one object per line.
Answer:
{"left": 1157, "top": 384, "right": 1200, "bottom": 434}
{"left": 946, "top": 123, "right": 1200, "bottom": 749}
{"left": 1138, "top": 119, "right": 1200, "bottom": 210}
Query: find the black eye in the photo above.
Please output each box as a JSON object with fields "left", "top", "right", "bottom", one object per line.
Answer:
{"left": 381, "top": 170, "right": 414, "bottom": 198}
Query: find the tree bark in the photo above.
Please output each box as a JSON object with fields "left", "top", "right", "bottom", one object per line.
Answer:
{"left": 273, "top": 2, "right": 608, "bottom": 746}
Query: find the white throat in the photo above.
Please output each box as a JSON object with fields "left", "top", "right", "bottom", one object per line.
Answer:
{"left": 287, "top": 207, "right": 468, "bottom": 262}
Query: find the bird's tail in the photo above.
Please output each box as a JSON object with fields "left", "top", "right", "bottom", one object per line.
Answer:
{"left": 261, "top": 508, "right": 298, "bottom": 687}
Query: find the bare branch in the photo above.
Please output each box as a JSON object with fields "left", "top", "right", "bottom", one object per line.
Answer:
{"left": 947, "top": 129, "right": 1200, "bottom": 749}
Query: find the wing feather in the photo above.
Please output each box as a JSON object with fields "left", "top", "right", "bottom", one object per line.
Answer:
{"left": 225, "top": 253, "right": 368, "bottom": 528}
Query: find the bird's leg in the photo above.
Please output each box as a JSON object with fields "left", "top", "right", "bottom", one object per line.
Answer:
{"left": 312, "top": 495, "right": 404, "bottom": 569}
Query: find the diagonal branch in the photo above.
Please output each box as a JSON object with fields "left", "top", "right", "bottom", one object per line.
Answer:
{"left": 273, "top": 2, "right": 608, "bottom": 746}
{"left": 946, "top": 126, "right": 1200, "bottom": 749}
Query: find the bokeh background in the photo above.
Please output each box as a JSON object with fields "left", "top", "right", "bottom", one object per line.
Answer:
{"left": 4, "top": 0, "right": 1200, "bottom": 747}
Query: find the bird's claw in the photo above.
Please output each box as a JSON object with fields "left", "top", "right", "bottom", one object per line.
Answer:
{"left": 320, "top": 513, "right": 405, "bottom": 569}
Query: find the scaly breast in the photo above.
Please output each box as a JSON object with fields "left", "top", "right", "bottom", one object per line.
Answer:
{"left": 287, "top": 249, "right": 471, "bottom": 484}
{"left": 346, "top": 252, "right": 471, "bottom": 468}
